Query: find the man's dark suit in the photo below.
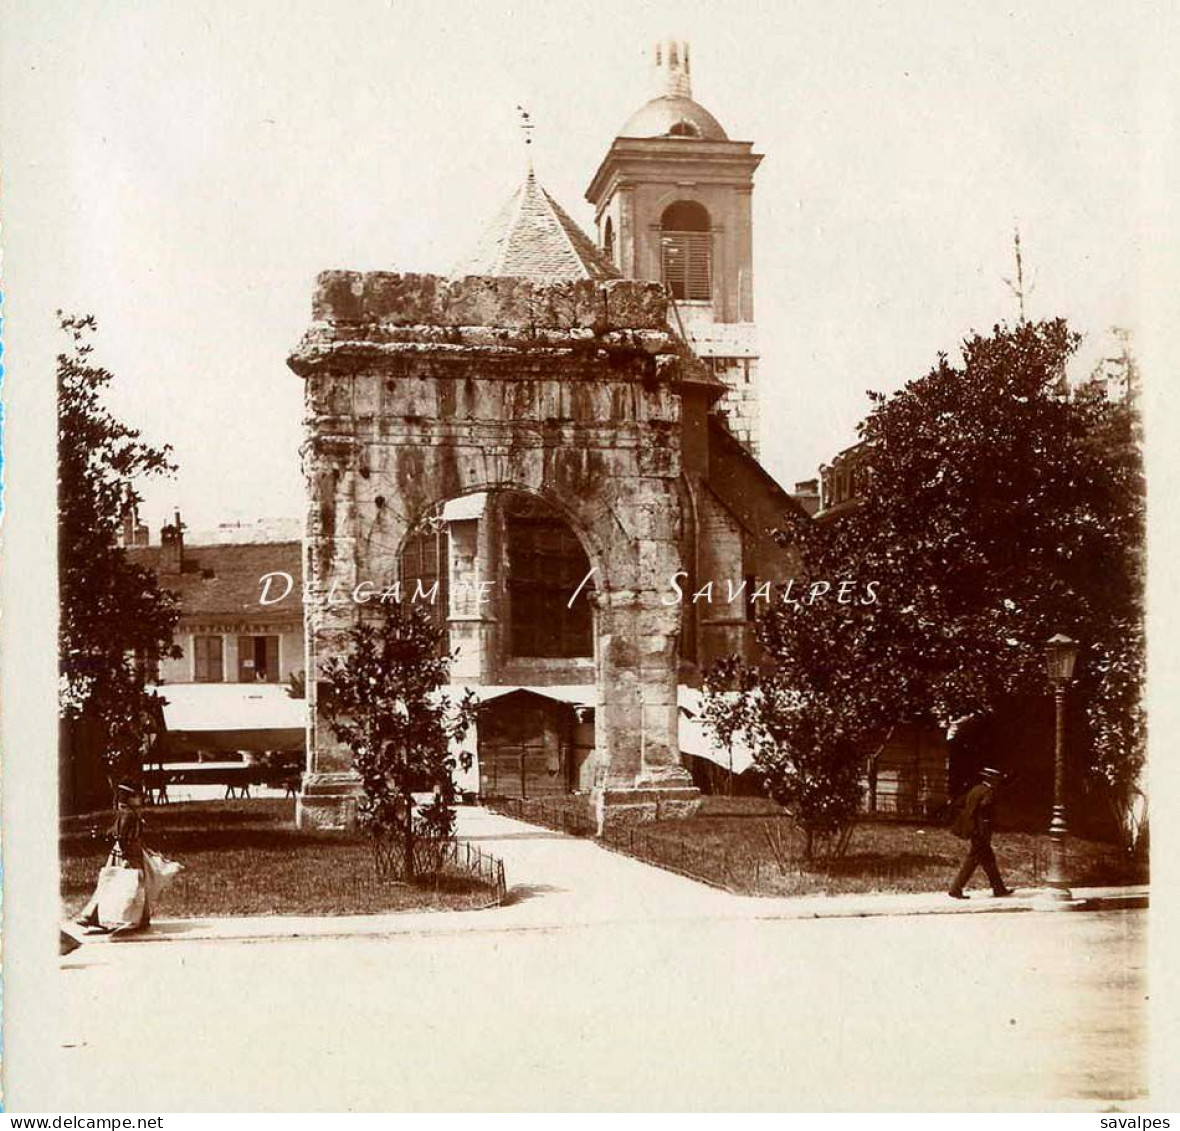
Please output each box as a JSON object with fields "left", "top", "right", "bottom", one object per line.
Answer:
{"left": 949, "top": 779, "right": 1009, "bottom": 896}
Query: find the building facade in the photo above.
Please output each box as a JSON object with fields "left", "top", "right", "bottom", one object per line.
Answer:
{"left": 126, "top": 516, "right": 306, "bottom": 760}
{"left": 288, "top": 42, "right": 810, "bottom": 829}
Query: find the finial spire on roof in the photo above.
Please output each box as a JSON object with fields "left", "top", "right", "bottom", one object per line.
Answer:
{"left": 516, "top": 105, "right": 535, "bottom": 146}
{"left": 653, "top": 38, "right": 692, "bottom": 98}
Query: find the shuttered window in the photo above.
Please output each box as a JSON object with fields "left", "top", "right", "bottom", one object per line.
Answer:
{"left": 194, "top": 635, "right": 224, "bottom": 683}
{"left": 660, "top": 231, "right": 712, "bottom": 301}
{"left": 399, "top": 523, "right": 450, "bottom": 642}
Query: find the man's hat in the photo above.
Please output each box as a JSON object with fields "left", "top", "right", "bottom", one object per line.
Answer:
{"left": 116, "top": 780, "right": 142, "bottom": 796}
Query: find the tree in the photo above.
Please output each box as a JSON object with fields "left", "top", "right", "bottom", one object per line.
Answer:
{"left": 708, "top": 319, "right": 1145, "bottom": 849}
{"left": 704, "top": 656, "right": 864, "bottom": 858}
{"left": 1071, "top": 330, "right": 1146, "bottom": 850}
{"left": 319, "top": 601, "right": 475, "bottom": 881}
{"left": 58, "top": 313, "right": 181, "bottom": 796}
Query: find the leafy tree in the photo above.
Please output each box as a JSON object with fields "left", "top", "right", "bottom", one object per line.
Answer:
{"left": 707, "top": 319, "right": 1145, "bottom": 849}
{"left": 57, "top": 313, "right": 180, "bottom": 794}
{"left": 1069, "top": 332, "right": 1146, "bottom": 848}
{"left": 704, "top": 656, "right": 864, "bottom": 858}
{"left": 319, "top": 601, "right": 475, "bottom": 881}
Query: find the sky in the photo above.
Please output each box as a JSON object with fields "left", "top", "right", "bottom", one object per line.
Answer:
{"left": 1, "top": 0, "right": 1165, "bottom": 536}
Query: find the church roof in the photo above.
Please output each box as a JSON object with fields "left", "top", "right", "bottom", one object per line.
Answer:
{"left": 453, "top": 168, "right": 621, "bottom": 282}
{"left": 619, "top": 94, "right": 728, "bottom": 141}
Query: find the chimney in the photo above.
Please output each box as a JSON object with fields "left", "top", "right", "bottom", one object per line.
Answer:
{"left": 117, "top": 489, "right": 150, "bottom": 548}
{"left": 653, "top": 38, "right": 693, "bottom": 99}
{"left": 792, "top": 479, "right": 821, "bottom": 517}
{"left": 160, "top": 510, "right": 185, "bottom": 573}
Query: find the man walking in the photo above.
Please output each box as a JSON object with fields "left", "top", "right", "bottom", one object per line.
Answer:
{"left": 948, "top": 766, "right": 1015, "bottom": 899}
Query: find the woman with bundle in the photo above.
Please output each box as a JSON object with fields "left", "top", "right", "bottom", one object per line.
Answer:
{"left": 74, "top": 780, "right": 181, "bottom": 936}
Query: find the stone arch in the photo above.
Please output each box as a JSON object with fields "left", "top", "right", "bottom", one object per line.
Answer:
{"left": 387, "top": 485, "right": 601, "bottom": 665}
{"left": 352, "top": 467, "right": 642, "bottom": 607}
{"left": 291, "top": 271, "right": 701, "bottom": 830}
{"left": 650, "top": 184, "right": 713, "bottom": 218}
{"left": 603, "top": 215, "right": 616, "bottom": 265}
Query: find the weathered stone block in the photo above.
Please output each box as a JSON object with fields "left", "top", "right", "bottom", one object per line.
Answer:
{"left": 310, "top": 271, "right": 669, "bottom": 333}
{"left": 296, "top": 771, "right": 363, "bottom": 831}
{"left": 294, "top": 267, "right": 708, "bottom": 828}
{"left": 598, "top": 787, "right": 702, "bottom": 832}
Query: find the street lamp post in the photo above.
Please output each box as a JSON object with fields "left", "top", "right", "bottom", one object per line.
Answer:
{"left": 1043, "top": 633, "right": 1081, "bottom": 901}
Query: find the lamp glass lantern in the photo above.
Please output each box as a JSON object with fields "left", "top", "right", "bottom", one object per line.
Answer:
{"left": 1044, "top": 633, "right": 1080, "bottom": 686}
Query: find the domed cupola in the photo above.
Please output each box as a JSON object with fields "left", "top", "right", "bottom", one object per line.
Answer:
{"left": 618, "top": 38, "right": 729, "bottom": 141}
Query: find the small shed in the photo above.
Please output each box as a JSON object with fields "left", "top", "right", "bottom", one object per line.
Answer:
{"left": 865, "top": 724, "right": 949, "bottom": 819}
{"left": 469, "top": 687, "right": 596, "bottom": 799}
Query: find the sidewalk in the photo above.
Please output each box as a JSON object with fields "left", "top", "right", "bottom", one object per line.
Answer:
{"left": 66, "top": 807, "right": 1148, "bottom": 948}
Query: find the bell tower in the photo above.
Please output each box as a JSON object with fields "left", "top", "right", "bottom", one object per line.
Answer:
{"left": 586, "top": 39, "right": 764, "bottom": 453}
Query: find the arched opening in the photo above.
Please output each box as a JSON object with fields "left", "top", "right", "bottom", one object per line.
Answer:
{"left": 660, "top": 201, "right": 712, "bottom": 301}
{"left": 395, "top": 488, "right": 597, "bottom": 668}
{"left": 395, "top": 487, "right": 599, "bottom": 799}
{"left": 667, "top": 120, "right": 702, "bottom": 138}
{"left": 603, "top": 216, "right": 616, "bottom": 265}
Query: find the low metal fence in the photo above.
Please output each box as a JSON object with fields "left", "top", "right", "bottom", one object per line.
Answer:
{"left": 405, "top": 836, "right": 508, "bottom": 904}
{"left": 367, "top": 832, "right": 507, "bottom": 903}
{"left": 485, "top": 795, "right": 597, "bottom": 838}
{"left": 451, "top": 838, "right": 508, "bottom": 904}
{"left": 483, "top": 796, "right": 1139, "bottom": 895}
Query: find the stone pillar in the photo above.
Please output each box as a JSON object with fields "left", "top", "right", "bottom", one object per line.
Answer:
{"left": 296, "top": 435, "right": 365, "bottom": 831}
{"left": 591, "top": 541, "right": 699, "bottom": 831}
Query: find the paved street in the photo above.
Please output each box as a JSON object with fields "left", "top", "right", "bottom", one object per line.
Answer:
{"left": 44, "top": 811, "right": 1149, "bottom": 1111}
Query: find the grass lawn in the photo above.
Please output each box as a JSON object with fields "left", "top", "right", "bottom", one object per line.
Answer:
{"left": 60, "top": 800, "right": 498, "bottom": 919}
{"left": 491, "top": 794, "right": 1145, "bottom": 897}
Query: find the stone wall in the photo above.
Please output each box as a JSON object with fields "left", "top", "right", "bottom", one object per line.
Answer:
{"left": 695, "top": 488, "right": 751, "bottom": 668}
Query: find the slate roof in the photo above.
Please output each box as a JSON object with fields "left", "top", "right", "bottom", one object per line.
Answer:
{"left": 453, "top": 168, "right": 621, "bottom": 282}
{"left": 127, "top": 541, "right": 303, "bottom": 622}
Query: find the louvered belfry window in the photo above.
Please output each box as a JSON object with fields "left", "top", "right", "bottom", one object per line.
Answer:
{"left": 660, "top": 201, "right": 712, "bottom": 302}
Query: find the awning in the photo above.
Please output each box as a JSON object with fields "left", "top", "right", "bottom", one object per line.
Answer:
{"left": 442, "top": 493, "right": 487, "bottom": 521}
{"left": 152, "top": 683, "right": 306, "bottom": 755}
{"left": 677, "top": 713, "right": 757, "bottom": 775}
{"left": 677, "top": 686, "right": 757, "bottom": 774}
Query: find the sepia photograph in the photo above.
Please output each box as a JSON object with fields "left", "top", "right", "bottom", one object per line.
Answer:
{"left": 1, "top": 0, "right": 1175, "bottom": 1114}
